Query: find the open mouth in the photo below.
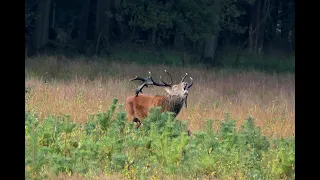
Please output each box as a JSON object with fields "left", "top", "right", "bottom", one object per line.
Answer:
{"left": 184, "top": 83, "right": 188, "bottom": 90}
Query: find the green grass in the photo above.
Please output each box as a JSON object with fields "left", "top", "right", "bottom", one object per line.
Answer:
{"left": 217, "top": 50, "right": 295, "bottom": 73}
{"left": 25, "top": 99, "right": 295, "bottom": 179}
{"left": 110, "top": 43, "right": 295, "bottom": 73}
{"left": 34, "top": 43, "right": 295, "bottom": 74}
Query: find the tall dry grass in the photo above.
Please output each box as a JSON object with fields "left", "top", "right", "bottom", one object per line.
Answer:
{"left": 25, "top": 55, "right": 295, "bottom": 138}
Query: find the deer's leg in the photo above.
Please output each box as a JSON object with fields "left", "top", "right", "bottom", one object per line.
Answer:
{"left": 133, "top": 117, "right": 142, "bottom": 129}
{"left": 187, "top": 129, "right": 192, "bottom": 136}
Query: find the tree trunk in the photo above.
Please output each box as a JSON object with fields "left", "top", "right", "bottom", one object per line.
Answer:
{"left": 249, "top": 0, "right": 261, "bottom": 54}
{"left": 173, "top": 22, "right": 184, "bottom": 51}
{"left": 280, "top": 0, "right": 292, "bottom": 54}
{"left": 290, "top": 1, "right": 295, "bottom": 51}
{"left": 202, "top": 35, "right": 219, "bottom": 65}
{"left": 257, "top": 0, "right": 268, "bottom": 55}
{"left": 113, "top": 0, "right": 128, "bottom": 42}
{"left": 201, "top": 0, "right": 222, "bottom": 65}
{"left": 249, "top": 2, "right": 256, "bottom": 54}
{"left": 119, "top": 22, "right": 129, "bottom": 42}
{"left": 270, "top": 0, "right": 278, "bottom": 41}
{"left": 95, "top": 0, "right": 110, "bottom": 52}
{"left": 174, "top": 34, "right": 184, "bottom": 50}
{"left": 51, "top": 2, "right": 56, "bottom": 28}
{"left": 248, "top": 24, "right": 253, "bottom": 53}
{"left": 291, "top": 28, "right": 295, "bottom": 51}
{"left": 254, "top": 0, "right": 262, "bottom": 54}
{"left": 280, "top": 0, "right": 289, "bottom": 39}
{"left": 27, "top": 0, "right": 52, "bottom": 56}
{"left": 148, "top": 29, "right": 157, "bottom": 45}
{"left": 174, "top": 31, "right": 186, "bottom": 63}
{"left": 77, "top": 0, "right": 91, "bottom": 53}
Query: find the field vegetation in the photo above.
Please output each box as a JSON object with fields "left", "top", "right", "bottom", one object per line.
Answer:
{"left": 25, "top": 54, "right": 294, "bottom": 179}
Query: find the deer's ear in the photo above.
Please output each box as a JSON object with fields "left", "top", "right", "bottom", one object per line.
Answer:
{"left": 164, "top": 87, "right": 171, "bottom": 94}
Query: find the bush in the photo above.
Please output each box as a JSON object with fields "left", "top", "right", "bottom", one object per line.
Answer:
{"left": 25, "top": 99, "right": 295, "bottom": 179}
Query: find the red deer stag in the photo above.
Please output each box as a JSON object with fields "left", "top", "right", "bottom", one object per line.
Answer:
{"left": 125, "top": 70, "right": 193, "bottom": 130}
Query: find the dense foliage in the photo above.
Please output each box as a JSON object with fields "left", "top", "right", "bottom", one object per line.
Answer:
{"left": 25, "top": 99, "right": 295, "bottom": 179}
{"left": 25, "top": 0, "right": 295, "bottom": 64}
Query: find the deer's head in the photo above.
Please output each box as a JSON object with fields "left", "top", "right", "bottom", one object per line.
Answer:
{"left": 130, "top": 70, "right": 193, "bottom": 108}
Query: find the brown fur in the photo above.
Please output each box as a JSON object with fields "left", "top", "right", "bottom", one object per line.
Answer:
{"left": 126, "top": 72, "right": 193, "bottom": 134}
{"left": 125, "top": 93, "right": 186, "bottom": 128}
{"left": 125, "top": 94, "right": 164, "bottom": 123}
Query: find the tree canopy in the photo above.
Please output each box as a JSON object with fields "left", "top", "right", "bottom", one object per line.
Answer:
{"left": 25, "top": 0, "right": 295, "bottom": 65}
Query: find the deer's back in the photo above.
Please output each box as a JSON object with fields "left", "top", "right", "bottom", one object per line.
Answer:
{"left": 125, "top": 94, "right": 166, "bottom": 121}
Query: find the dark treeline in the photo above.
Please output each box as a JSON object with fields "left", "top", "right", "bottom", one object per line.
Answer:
{"left": 25, "top": 0, "right": 294, "bottom": 65}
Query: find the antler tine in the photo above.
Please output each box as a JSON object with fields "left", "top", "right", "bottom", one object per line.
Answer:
{"left": 134, "top": 82, "right": 147, "bottom": 96}
{"left": 130, "top": 71, "right": 170, "bottom": 96}
{"left": 165, "top": 70, "right": 173, "bottom": 85}
{"left": 129, "top": 73, "right": 149, "bottom": 96}
{"left": 181, "top": 73, "right": 188, "bottom": 82}
{"left": 187, "top": 77, "right": 193, "bottom": 88}
{"left": 159, "top": 70, "right": 173, "bottom": 87}
{"left": 129, "top": 76, "right": 145, "bottom": 82}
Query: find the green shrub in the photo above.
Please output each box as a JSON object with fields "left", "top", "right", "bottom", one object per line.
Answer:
{"left": 25, "top": 99, "right": 295, "bottom": 179}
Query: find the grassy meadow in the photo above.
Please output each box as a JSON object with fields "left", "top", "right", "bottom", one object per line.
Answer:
{"left": 25, "top": 55, "right": 294, "bottom": 138}
{"left": 25, "top": 54, "right": 295, "bottom": 179}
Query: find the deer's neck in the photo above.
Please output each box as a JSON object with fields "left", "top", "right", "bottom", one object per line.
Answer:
{"left": 162, "top": 95, "right": 185, "bottom": 116}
